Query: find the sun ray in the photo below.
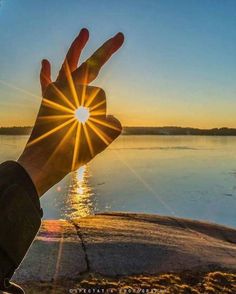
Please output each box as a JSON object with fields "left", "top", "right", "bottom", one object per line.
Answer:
{"left": 113, "top": 149, "right": 178, "bottom": 216}
{"left": 42, "top": 98, "right": 75, "bottom": 114}
{"left": 0, "top": 79, "right": 42, "bottom": 100}
{"left": 112, "top": 150, "right": 235, "bottom": 253}
{"left": 84, "top": 87, "right": 101, "bottom": 107}
{"left": 90, "top": 110, "right": 106, "bottom": 116}
{"left": 82, "top": 124, "right": 95, "bottom": 157}
{"left": 51, "top": 83, "right": 76, "bottom": 110}
{"left": 72, "top": 122, "right": 82, "bottom": 170}
{"left": 27, "top": 117, "right": 75, "bottom": 147}
{"left": 80, "top": 65, "right": 89, "bottom": 106}
{"left": 38, "top": 114, "right": 74, "bottom": 121}
{"left": 52, "top": 232, "right": 64, "bottom": 294}
{"left": 64, "top": 60, "right": 79, "bottom": 108}
{"left": 87, "top": 121, "right": 111, "bottom": 146}
{"left": 0, "top": 78, "right": 76, "bottom": 113}
{"left": 89, "top": 117, "right": 120, "bottom": 131}
{"left": 89, "top": 100, "right": 106, "bottom": 112}
{"left": 44, "top": 121, "right": 77, "bottom": 167}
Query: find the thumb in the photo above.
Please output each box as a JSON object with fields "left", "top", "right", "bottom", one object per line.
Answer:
{"left": 40, "top": 59, "right": 52, "bottom": 95}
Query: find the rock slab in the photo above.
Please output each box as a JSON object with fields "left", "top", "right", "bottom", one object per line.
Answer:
{"left": 14, "top": 213, "right": 236, "bottom": 282}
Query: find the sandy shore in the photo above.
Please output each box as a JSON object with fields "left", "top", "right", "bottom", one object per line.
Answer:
{"left": 20, "top": 271, "right": 236, "bottom": 293}
{"left": 13, "top": 212, "right": 236, "bottom": 292}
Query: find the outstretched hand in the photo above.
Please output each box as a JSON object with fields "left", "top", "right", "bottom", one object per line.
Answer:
{"left": 18, "top": 29, "right": 124, "bottom": 196}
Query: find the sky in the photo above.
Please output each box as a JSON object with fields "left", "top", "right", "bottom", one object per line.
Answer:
{"left": 0, "top": 0, "right": 236, "bottom": 128}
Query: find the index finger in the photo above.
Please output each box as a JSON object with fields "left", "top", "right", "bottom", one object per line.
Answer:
{"left": 73, "top": 32, "right": 124, "bottom": 84}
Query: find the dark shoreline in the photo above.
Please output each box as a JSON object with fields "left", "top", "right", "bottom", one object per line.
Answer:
{"left": 2, "top": 126, "right": 236, "bottom": 136}
{"left": 0, "top": 126, "right": 32, "bottom": 135}
{"left": 123, "top": 126, "right": 236, "bottom": 136}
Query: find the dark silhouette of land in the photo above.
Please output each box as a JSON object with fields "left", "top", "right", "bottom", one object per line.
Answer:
{"left": 0, "top": 127, "right": 32, "bottom": 135}
{"left": 1, "top": 126, "right": 236, "bottom": 136}
{"left": 123, "top": 126, "right": 236, "bottom": 136}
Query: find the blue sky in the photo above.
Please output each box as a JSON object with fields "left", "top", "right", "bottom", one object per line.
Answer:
{"left": 0, "top": 0, "right": 236, "bottom": 127}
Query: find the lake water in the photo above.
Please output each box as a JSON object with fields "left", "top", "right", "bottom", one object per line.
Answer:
{"left": 0, "top": 135, "right": 236, "bottom": 228}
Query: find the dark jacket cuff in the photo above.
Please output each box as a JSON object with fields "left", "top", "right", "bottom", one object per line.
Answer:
{"left": 0, "top": 161, "right": 43, "bottom": 275}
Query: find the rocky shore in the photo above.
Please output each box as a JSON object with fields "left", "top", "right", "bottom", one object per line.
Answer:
{"left": 13, "top": 212, "right": 236, "bottom": 293}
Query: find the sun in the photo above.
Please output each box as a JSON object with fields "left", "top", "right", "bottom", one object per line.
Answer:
{"left": 74, "top": 106, "right": 90, "bottom": 123}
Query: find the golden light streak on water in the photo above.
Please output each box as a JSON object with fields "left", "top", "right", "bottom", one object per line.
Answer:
{"left": 65, "top": 166, "right": 95, "bottom": 218}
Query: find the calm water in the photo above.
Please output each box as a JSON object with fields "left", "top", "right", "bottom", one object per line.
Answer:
{"left": 0, "top": 135, "right": 236, "bottom": 228}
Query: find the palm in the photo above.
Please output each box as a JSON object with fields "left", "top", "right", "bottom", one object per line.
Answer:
{"left": 28, "top": 82, "right": 121, "bottom": 173}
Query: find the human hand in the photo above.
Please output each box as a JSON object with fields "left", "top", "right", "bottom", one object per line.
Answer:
{"left": 18, "top": 29, "right": 124, "bottom": 196}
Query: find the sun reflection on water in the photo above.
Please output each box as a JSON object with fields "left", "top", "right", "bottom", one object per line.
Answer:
{"left": 65, "top": 165, "right": 95, "bottom": 218}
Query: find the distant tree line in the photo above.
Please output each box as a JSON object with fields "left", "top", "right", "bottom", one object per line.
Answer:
{"left": 123, "top": 126, "right": 236, "bottom": 136}
{"left": 1, "top": 126, "right": 236, "bottom": 136}
{"left": 0, "top": 127, "right": 32, "bottom": 135}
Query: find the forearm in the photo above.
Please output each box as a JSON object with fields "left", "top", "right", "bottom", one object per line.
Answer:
{"left": 17, "top": 153, "right": 52, "bottom": 197}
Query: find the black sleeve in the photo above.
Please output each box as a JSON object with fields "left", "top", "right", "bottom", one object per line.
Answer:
{"left": 0, "top": 161, "right": 43, "bottom": 282}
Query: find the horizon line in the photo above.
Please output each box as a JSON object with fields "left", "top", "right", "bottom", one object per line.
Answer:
{"left": 1, "top": 125, "right": 236, "bottom": 130}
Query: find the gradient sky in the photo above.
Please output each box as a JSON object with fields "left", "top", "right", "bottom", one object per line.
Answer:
{"left": 0, "top": 0, "right": 236, "bottom": 128}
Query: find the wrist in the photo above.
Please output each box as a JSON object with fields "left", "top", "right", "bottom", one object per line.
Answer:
{"left": 17, "top": 154, "right": 43, "bottom": 196}
{"left": 18, "top": 149, "right": 67, "bottom": 197}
